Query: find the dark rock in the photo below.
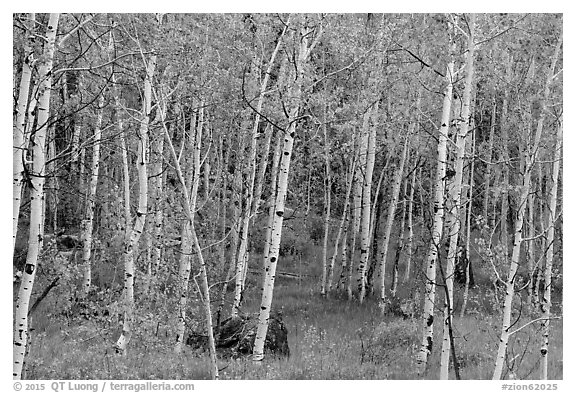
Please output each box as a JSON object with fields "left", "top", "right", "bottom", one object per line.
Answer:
{"left": 186, "top": 312, "right": 289, "bottom": 358}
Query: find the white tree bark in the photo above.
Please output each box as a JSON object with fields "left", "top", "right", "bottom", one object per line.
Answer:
{"left": 175, "top": 104, "right": 203, "bottom": 352}
{"left": 149, "top": 81, "right": 167, "bottom": 291}
{"left": 232, "top": 28, "right": 285, "bottom": 316}
{"left": 417, "top": 54, "right": 454, "bottom": 372}
{"left": 348, "top": 159, "right": 363, "bottom": 300}
{"left": 114, "top": 51, "right": 156, "bottom": 355}
{"left": 328, "top": 154, "right": 357, "bottom": 293}
{"left": 320, "top": 117, "right": 332, "bottom": 296}
{"left": 403, "top": 161, "right": 417, "bottom": 283}
{"left": 13, "top": 13, "right": 59, "bottom": 380}
{"left": 159, "top": 97, "right": 219, "bottom": 379}
{"left": 439, "top": 15, "right": 475, "bottom": 380}
{"left": 492, "top": 36, "right": 561, "bottom": 380}
{"left": 80, "top": 92, "right": 105, "bottom": 296}
{"left": 357, "top": 105, "right": 376, "bottom": 303}
{"left": 483, "top": 97, "right": 496, "bottom": 230}
{"left": 259, "top": 130, "right": 282, "bottom": 291}
{"left": 460, "top": 123, "right": 476, "bottom": 318}
{"left": 500, "top": 57, "right": 513, "bottom": 259}
{"left": 379, "top": 131, "right": 410, "bottom": 302}
{"left": 540, "top": 116, "right": 561, "bottom": 380}
{"left": 253, "top": 16, "right": 319, "bottom": 361}
{"left": 391, "top": 170, "right": 409, "bottom": 298}
{"left": 13, "top": 13, "right": 36, "bottom": 249}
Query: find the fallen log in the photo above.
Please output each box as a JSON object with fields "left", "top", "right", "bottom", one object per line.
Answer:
{"left": 187, "top": 311, "right": 289, "bottom": 358}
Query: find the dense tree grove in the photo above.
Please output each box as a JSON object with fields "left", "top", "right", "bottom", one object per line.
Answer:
{"left": 13, "top": 13, "right": 562, "bottom": 380}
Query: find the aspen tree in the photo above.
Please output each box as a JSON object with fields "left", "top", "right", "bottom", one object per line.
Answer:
{"left": 216, "top": 127, "right": 244, "bottom": 325}
{"left": 338, "top": 201, "right": 351, "bottom": 290}
{"left": 149, "top": 79, "right": 167, "bottom": 289}
{"left": 252, "top": 123, "right": 273, "bottom": 215}
{"left": 366, "top": 157, "right": 389, "bottom": 294}
{"left": 175, "top": 104, "right": 203, "bottom": 353}
{"left": 159, "top": 97, "right": 219, "bottom": 379}
{"left": 540, "top": 116, "right": 561, "bottom": 380}
{"left": 320, "top": 106, "right": 332, "bottom": 296}
{"left": 223, "top": 129, "right": 243, "bottom": 305}
{"left": 348, "top": 135, "right": 364, "bottom": 300}
{"left": 47, "top": 126, "right": 58, "bottom": 232}
{"left": 104, "top": 29, "right": 131, "bottom": 240}
{"left": 327, "top": 154, "right": 357, "bottom": 293}
{"left": 253, "top": 15, "right": 321, "bottom": 361}
{"left": 358, "top": 105, "right": 376, "bottom": 303}
{"left": 70, "top": 74, "right": 84, "bottom": 167}
{"left": 492, "top": 36, "right": 561, "bottom": 380}
{"left": 417, "top": 42, "right": 455, "bottom": 372}
{"left": 460, "top": 124, "right": 476, "bottom": 317}
{"left": 403, "top": 159, "right": 417, "bottom": 282}
{"left": 520, "top": 57, "right": 537, "bottom": 304}
{"left": 440, "top": 14, "right": 475, "bottom": 380}
{"left": 533, "top": 162, "right": 546, "bottom": 300}
{"left": 482, "top": 98, "right": 496, "bottom": 230}
{"left": 526, "top": 191, "right": 536, "bottom": 301}
{"left": 391, "top": 170, "right": 409, "bottom": 297}
{"left": 232, "top": 26, "right": 286, "bottom": 315}
{"left": 13, "top": 13, "right": 59, "bottom": 380}
{"left": 217, "top": 136, "right": 230, "bottom": 277}
{"left": 13, "top": 13, "right": 35, "bottom": 248}
{"left": 259, "top": 130, "right": 283, "bottom": 289}
{"left": 499, "top": 57, "right": 513, "bottom": 257}
{"left": 80, "top": 92, "right": 105, "bottom": 296}
{"left": 114, "top": 47, "right": 157, "bottom": 355}
{"left": 378, "top": 124, "right": 411, "bottom": 302}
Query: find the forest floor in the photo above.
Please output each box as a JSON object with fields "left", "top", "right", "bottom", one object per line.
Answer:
{"left": 22, "top": 244, "right": 563, "bottom": 380}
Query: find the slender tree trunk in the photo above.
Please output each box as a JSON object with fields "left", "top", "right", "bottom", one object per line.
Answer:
{"left": 48, "top": 125, "right": 58, "bottom": 233}
{"left": 160, "top": 99, "right": 219, "bottom": 379}
{"left": 460, "top": 124, "right": 476, "bottom": 318}
{"left": 483, "top": 97, "right": 496, "bottom": 230}
{"left": 533, "top": 162, "right": 545, "bottom": 301}
{"left": 366, "top": 159, "right": 388, "bottom": 294}
{"left": 217, "top": 136, "right": 230, "bottom": 276}
{"left": 417, "top": 52, "right": 454, "bottom": 372}
{"left": 540, "top": 117, "right": 561, "bottom": 380}
{"left": 391, "top": 170, "right": 409, "bottom": 297}
{"left": 379, "top": 132, "right": 410, "bottom": 302}
{"left": 337, "top": 201, "right": 351, "bottom": 290}
{"left": 253, "top": 16, "right": 318, "bottom": 361}
{"left": 358, "top": 104, "right": 376, "bottom": 303}
{"left": 225, "top": 130, "right": 243, "bottom": 315}
{"left": 500, "top": 57, "right": 513, "bottom": 258}
{"left": 527, "top": 190, "right": 536, "bottom": 301}
{"left": 149, "top": 88, "right": 167, "bottom": 293}
{"left": 320, "top": 117, "right": 332, "bottom": 296}
{"left": 348, "top": 163, "right": 363, "bottom": 300}
{"left": 252, "top": 123, "right": 273, "bottom": 215}
{"left": 13, "top": 13, "right": 59, "bottom": 380}
{"left": 232, "top": 29, "right": 285, "bottom": 315}
{"left": 259, "top": 130, "right": 282, "bottom": 289}
{"left": 175, "top": 104, "right": 203, "bottom": 352}
{"left": 80, "top": 92, "right": 105, "bottom": 296}
{"left": 110, "top": 68, "right": 131, "bottom": 239}
{"left": 440, "top": 15, "right": 475, "bottom": 379}
{"left": 13, "top": 12, "right": 36, "bottom": 249}
{"left": 328, "top": 155, "right": 357, "bottom": 294}
{"left": 71, "top": 74, "right": 84, "bottom": 168}
{"left": 114, "top": 51, "right": 156, "bottom": 355}
{"left": 492, "top": 37, "right": 561, "bottom": 380}
{"left": 403, "top": 161, "right": 417, "bottom": 283}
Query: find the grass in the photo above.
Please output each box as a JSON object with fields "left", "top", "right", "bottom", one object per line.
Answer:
{"left": 21, "top": 238, "right": 563, "bottom": 380}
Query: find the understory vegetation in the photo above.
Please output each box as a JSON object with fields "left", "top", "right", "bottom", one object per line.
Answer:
{"left": 21, "top": 230, "right": 562, "bottom": 380}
